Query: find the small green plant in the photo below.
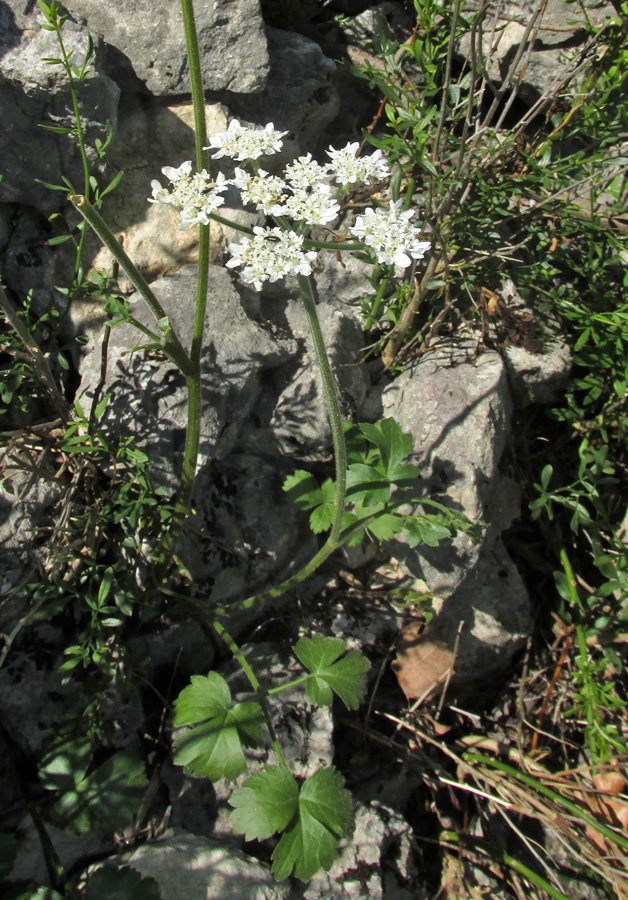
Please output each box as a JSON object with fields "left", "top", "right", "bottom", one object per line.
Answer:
{"left": 172, "top": 634, "right": 369, "bottom": 880}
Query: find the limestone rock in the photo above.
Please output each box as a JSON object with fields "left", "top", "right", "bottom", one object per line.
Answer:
{"left": 458, "top": 0, "right": 617, "bottom": 103}
{"left": 64, "top": 0, "right": 269, "bottom": 95}
{"left": 225, "top": 28, "right": 339, "bottom": 158}
{"left": 89, "top": 828, "right": 290, "bottom": 900}
{"left": 77, "top": 264, "right": 297, "bottom": 491}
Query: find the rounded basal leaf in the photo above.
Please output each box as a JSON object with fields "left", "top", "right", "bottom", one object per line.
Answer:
{"left": 173, "top": 672, "right": 232, "bottom": 726}
{"left": 294, "top": 635, "right": 371, "bottom": 710}
{"left": 173, "top": 673, "right": 262, "bottom": 781}
{"left": 271, "top": 767, "right": 354, "bottom": 882}
{"left": 229, "top": 765, "right": 299, "bottom": 841}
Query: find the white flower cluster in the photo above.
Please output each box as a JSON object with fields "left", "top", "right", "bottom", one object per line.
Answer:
{"left": 149, "top": 120, "right": 430, "bottom": 289}
{"left": 149, "top": 160, "right": 228, "bottom": 228}
{"left": 206, "top": 120, "right": 288, "bottom": 161}
{"left": 226, "top": 227, "right": 318, "bottom": 291}
{"left": 350, "top": 201, "right": 432, "bottom": 268}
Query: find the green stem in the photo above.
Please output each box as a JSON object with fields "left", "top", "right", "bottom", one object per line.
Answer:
{"left": 297, "top": 274, "right": 347, "bottom": 544}
{"left": 303, "top": 239, "right": 366, "bottom": 251}
{"left": 267, "top": 675, "right": 309, "bottom": 695}
{"left": 69, "top": 194, "right": 193, "bottom": 376}
{"left": 212, "top": 619, "right": 287, "bottom": 768}
{"left": 150, "top": 0, "right": 210, "bottom": 585}
{"left": 180, "top": 0, "right": 208, "bottom": 169}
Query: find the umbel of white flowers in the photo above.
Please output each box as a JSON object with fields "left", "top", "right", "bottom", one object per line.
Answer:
{"left": 149, "top": 120, "right": 431, "bottom": 291}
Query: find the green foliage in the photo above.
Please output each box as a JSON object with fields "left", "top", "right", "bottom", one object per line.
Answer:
{"left": 293, "top": 635, "right": 370, "bottom": 710}
{"left": 229, "top": 765, "right": 299, "bottom": 840}
{"left": 84, "top": 866, "right": 162, "bottom": 900}
{"left": 284, "top": 417, "right": 463, "bottom": 547}
{"left": 230, "top": 765, "right": 354, "bottom": 882}
{"left": 39, "top": 738, "right": 147, "bottom": 833}
{"left": 4, "top": 889, "right": 65, "bottom": 900}
{"left": 173, "top": 673, "right": 263, "bottom": 780}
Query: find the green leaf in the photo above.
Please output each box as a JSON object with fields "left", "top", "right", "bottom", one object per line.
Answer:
{"left": 358, "top": 418, "right": 415, "bottom": 483}
{"left": 40, "top": 740, "right": 147, "bottom": 833}
{"left": 85, "top": 866, "right": 162, "bottom": 900}
{"left": 271, "top": 767, "right": 354, "bottom": 882}
{"left": 229, "top": 765, "right": 299, "bottom": 840}
{"left": 100, "top": 170, "right": 125, "bottom": 199}
{"left": 38, "top": 124, "right": 74, "bottom": 135}
{"left": 5, "top": 889, "right": 65, "bottom": 900}
{"left": 309, "top": 478, "right": 337, "bottom": 533}
{"left": 540, "top": 464, "right": 553, "bottom": 491}
{"left": 346, "top": 463, "right": 391, "bottom": 507}
{"left": 367, "top": 512, "right": 404, "bottom": 540}
{"left": 293, "top": 635, "right": 370, "bottom": 710}
{"left": 36, "top": 0, "right": 52, "bottom": 20}
{"left": 283, "top": 469, "right": 322, "bottom": 510}
{"left": 173, "top": 672, "right": 262, "bottom": 781}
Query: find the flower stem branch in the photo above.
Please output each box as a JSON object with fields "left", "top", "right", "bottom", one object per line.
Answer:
{"left": 68, "top": 194, "right": 193, "bottom": 376}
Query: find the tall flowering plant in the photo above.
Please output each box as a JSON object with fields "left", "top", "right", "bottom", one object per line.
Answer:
{"left": 66, "top": 0, "right": 454, "bottom": 883}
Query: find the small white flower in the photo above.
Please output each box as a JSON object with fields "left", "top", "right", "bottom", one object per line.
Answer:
{"left": 350, "top": 200, "right": 430, "bottom": 267}
{"left": 161, "top": 160, "right": 193, "bottom": 182}
{"left": 205, "top": 120, "right": 288, "bottom": 161}
{"left": 148, "top": 163, "right": 229, "bottom": 228}
{"left": 326, "top": 142, "right": 390, "bottom": 185}
{"left": 284, "top": 183, "right": 340, "bottom": 226}
{"left": 227, "top": 226, "right": 318, "bottom": 290}
{"left": 234, "top": 167, "right": 289, "bottom": 215}
{"left": 285, "top": 153, "right": 330, "bottom": 190}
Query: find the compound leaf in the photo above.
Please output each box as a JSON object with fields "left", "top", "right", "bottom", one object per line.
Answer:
{"left": 359, "top": 418, "right": 414, "bottom": 477}
{"left": 309, "top": 478, "right": 337, "bottom": 533}
{"left": 293, "top": 635, "right": 370, "bottom": 710}
{"left": 271, "top": 767, "right": 354, "bottom": 882}
{"left": 283, "top": 469, "right": 322, "bottom": 510}
{"left": 173, "top": 673, "right": 262, "bottom": 781}
{"left": 229, "top": 765, "right": 299, "bottom": 841}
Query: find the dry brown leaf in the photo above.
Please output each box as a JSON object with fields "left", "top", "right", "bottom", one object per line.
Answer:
{"left": 392, "top": 619, "right": 455, "bottom": 702}
{"left": 574, "top": 765, "right": 628, "bottom": 853}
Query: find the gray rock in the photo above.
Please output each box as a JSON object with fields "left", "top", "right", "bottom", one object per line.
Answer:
{"left": 364, "top": 341, "right": 531, "bottom": 682}
{"left": 180, "top": 454, "right": 318, "bottom": 606}
{"left": 498, "top": 278, "right": 571, "bottom": 406}
{"left": 88, "top": 828, "right": 290, "bottom": 900}
{"left": 430, "top": 535, "right": 532, "bottom": 688}
{"left": 369, "top": 341, "right": 514, "bottom": 596}
{"left": 0, "top": 444, "right": 63, "bottom": 624}
{"left": 64, "top": 0, "right": 269, "bottom": 95}
{"left": 301, "top": 803, "right": 418, "bottom": 900}
{"left": 0, "top": 8, "right": 119, "bottom": 211}
{"left": 224, "top": 28, "right": 339, "bottom": 158}
{"left": 268, "top": 298, "right": 370, "bottom": 460}
{"left": 77, "top": 264, "right": 297, "bottom": 491}
{"left": 0, "top": 623, "right": 87, "bottom": 756}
